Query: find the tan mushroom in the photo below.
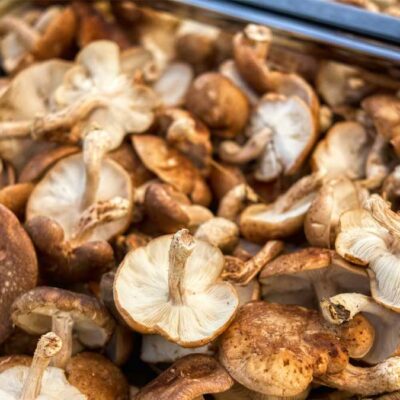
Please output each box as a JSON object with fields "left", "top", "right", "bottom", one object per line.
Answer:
{"left": 11, "top": 286, "right": 115, "bottom": 369}
{"left": 0, "top": 5, "right": 76, "bottom": 73}
{"left": 135, "top": 354, "right": 234, "bottom": 400}
{"left": 114, "top": 229, "right": 239, "bottom": 347}
{"left": 259, "top": 247, "right": 370, "bottom": 309}
{"left": 185, "top": 72, "right": 249, "bottom": 139}
{"left": 305, "top": 177, "right": 368, "bottom": 248}
{"left": 210, "top": 162, "right": 246, "bottom": 201}
{"left": 144, "top": 182, "right": 213, "bottom": 234}
{"left": 335, "top": 194, "right": 400, "bottom": 311}
{"left": 0, "top": 204, "right": 38, "bottom": 344}
{"left": 240, "top": 173, "right": 321, "bottom": 243}
{"left": 132, "top": 135, "right": 211, "bottom": 206}
{"left": 26, "top": 152, "right": 133, "bottom": 283}
{"left": 219, "top": 302, "right": 368, "bottom": 397}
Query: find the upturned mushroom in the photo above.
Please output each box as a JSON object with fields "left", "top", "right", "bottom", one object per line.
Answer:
{"left": 240, "top": 173, "right": 322, "bottom": 243}
{"left": 114, "top": 229, "right": 239, "bottom": 347}
{"left": 185, "top": 72, "right": 250, "bottom": 138}
{"left": 321, "top": 292, "right": 400, "bottom": 364}
{"left": 305, "top": 177, "right": 368, "bottom": 248}
{"left": 259, "top": 247, "right": 370, "bottom": 309}
{"left": 135, "top": 354, "right": 234, "bottom": 399}
{"left": 11, "top": 286, "right": 115, "bottom": 369}
{"left": 0, "top": 5, "right": 76, "bottom": 73}
{"left": 26, "top": 152, "right": 133, "bottom": 283}
{"left": 144, "top": 182, "right": 213, "bottom": 234}
{"left": 219, "top": 302, "right": 374, "bottom": 397}
{"left": 335, "top": 194, "right": 400, "bottom": 311}
{"left": 0, "top": 204, "right": 38, "bottom": 344}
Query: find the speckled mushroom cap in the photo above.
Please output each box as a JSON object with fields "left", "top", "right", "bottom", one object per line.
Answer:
{"left": 66, "top": 352, "right": 129, "bottom": 400}
{"left": 136, "top": 354, "right": 234, "bottom": 400}
{"left": 11, "top": 286, "right": 115, "bottom": 348}
{"left": 0, "top": 204, "right": 38, "bottom": 344}
{"left": 219, "top": 302, "right": 349, "bottom": 397}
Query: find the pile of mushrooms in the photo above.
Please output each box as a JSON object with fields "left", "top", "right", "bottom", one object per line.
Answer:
{"left": 2, "top": 1, "right": 400, "bottom": 398}
{"left": 333, "top": 0, "right": 400, "bottom": 16}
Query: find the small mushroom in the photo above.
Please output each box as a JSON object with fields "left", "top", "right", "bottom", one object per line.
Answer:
{"left": 135, "top": 354, "right": 234, "bottom": 400}
{"left": 194, "top": 217, "right": 239, "bottom": 252}
{"left": 240, "top": 173, "right": 321, "bottom": 243}
{"left": 305, "top": 177, "right": 368, "bottom": 248}
{"left": 312, "top": 121, "right": 371, "bottom": 180}
{"left": 259, "top": 247, "right": 369, "bottom": 309}
{"left": 0, "top": 204, "right": 38, "bottom": 344}
{"left": 222, "top": 240, "right": 283, "bottom": 285}
{"left": 321, "top": 292, "right": 400, "bottom": 364}
{"left": 26, "top": 153, "right": 133, "bottom": 283}
{"left": 219, "top": 302, "right": 355, "bottom": 397}
{"left": 11, "top": 286, "right": 115, "bottom": 369}
{"left": 335, "top": 194, "right": 400, "bottom": 311}
{"left": 114, "top": 229, "right": 239, "bottom": 347}
{"left": 132, "top": 135, "right": 211, "bottom": 206}
{"left": 144, "top": 182, "right": 213, "bottom": 233}
{"left": 185, "top": 72, "right": 249, "bottom": 138}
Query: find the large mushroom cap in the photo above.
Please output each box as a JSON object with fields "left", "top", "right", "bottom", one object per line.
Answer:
{"left": 27, "top": 153, "right": 133, "bottom": 242}
{"left": 219, "top": 301, "right": 349, "bottom": 397}
{"left": 135, "top": 354, "right": 234, "bottom": 400}
{"left": 0, "top": 204, "right": 38, "bottom": 344}
{"left": 11, "top": 286, "right": 115, "bottom": 349}
{"left": 114, "top": 229, "right": 238, "bottom": 347}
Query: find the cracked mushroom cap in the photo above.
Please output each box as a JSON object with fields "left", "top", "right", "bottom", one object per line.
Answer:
{"left": 247, "top": 93, "right": 318, "bottom": 181}
{"left": 114, "top": 229, "right": 239, "bottom": 347}
{"left": 27, "top": 153, "right": 133, "bottom": 243}
{"left": 132, "top": 135, "right": 211, "bottom": 206}
{"left": 11, "top": 286, "right": 115, "bottom": 349}
{"left": 259, "top": 247, "right": 369, "bottom": 308}
{"left": 305, "top": 177, "right": 368, "bottom": 248}
{"left": 240, "top": 174, "right": 320, "bottom": 243}
{"left": 219, "top": 302, "right": 349, "bottom": 397}
{"left": 135, "top": 354, "right": 234, "bottom": 400}
{"left": 0, "top": 204, "right": 38, "bottom": 344}
{"left": 312, "top": 121, "right": 371, "bottom": 180}
{"left": 335, "top": 194, "right": 400, "bottom": 311}
{"left": 185, "top": 72, "right": 249, "bottom": 138}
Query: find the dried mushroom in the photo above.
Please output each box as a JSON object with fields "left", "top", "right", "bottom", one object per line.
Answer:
{"left": 114, "top": 229, "right": 238, "bottom": 347}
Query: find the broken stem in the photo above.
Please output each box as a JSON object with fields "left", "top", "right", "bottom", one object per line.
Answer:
{"left": 51, "top": 313, "right": 73, "bottom": 369}
{"left": 168, "top": 229, "right": 195, "bottom": 305}
{"left": 20, "top": 332, "right": 62, "bottom": 400}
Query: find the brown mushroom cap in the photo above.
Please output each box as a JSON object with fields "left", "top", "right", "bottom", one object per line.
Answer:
{"left": 185, "top": 72, "right": 249, "bottom": 138}
{"left": 136, "top": 354, "right": 234, "bottom": 400}
{"left": 0, "top": 204, "right": 38, "bottom": 344}
{"left": 219, "top": 302, "right": 349, "bottom": 397}
{"left": 0, "top": 182, "right": 34, "bottom": 216}
{"left": 66, "top": 352, "right": 129, "bottom": 400}
{"left": 11, "top": 286, "right": 115, "bottom": 349}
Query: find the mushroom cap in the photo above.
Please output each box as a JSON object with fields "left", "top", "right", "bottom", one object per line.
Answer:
{"left": 259, "top": 248, "right": 369, "bottom": 307}
{"left": 11, "top": 286, "right": 115, "bottom": 348}
{"left": 27, "top": 153, "right": 133, "bottom": 242}
{"left": 185, "top": 72, "right": 249, "bottom": 138}
{"left": 0, "top": 182, "right": 34, "bottom": 216}
{"left": 136, "top": 354, "right": 234, "bottom": 400}
{"left": 249, "top": 93, "right": 317, "bottom": 180}
{"left": 132, "top": 135, "right": 209, "bottom": 201}
{"left": 114, "top": 234, "right": 238, "bottom": 347}
{"left": 0, "top": 204, "right": 38, "bottom": 344}
{"left": 311, "top": 121, "right": 371, "bottom": 179}
{"left": 219, "top": 302, "right": 349, "bottom": 397}
{"left": 66, "top": 352, "right": 129, "bottom": 400}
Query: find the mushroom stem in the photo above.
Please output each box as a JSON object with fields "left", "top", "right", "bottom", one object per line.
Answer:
{"left": 319, "top": 357, "right": 400, "bottom": 396}
{"left": 0, "top": 16, "right": 39, "bottom": 50}
{"left": 182, "top": 205, "right": 213, "bottom": 228}
{"left": 73, "top": 197, "right": 130, "bottom": 243}
{"left": 51, "top": 313, "right": 73, "bottom": 369}
{"left": 168, "top": 229, "right": 196, "bottom": 305}
{"left": 0, "top": 95, "right": 105, "bottom": 140}
{"left": 20, "top": 332, "right": 62, "bottom": 400}
{"left": 81, "top": 129, "right": 113, "bottom": 209}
